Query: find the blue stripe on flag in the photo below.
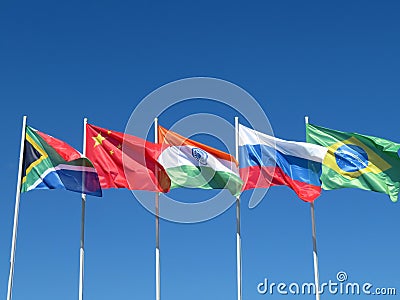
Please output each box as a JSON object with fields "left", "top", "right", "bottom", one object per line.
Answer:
{"left": 239, "top": 144, "right": 322, "bottom": 186}
{"left": 34, "top": 168, "right": 101, "bottom": 196}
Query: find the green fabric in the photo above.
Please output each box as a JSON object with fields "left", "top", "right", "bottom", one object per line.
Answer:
{"left": 306, "top": 123, "right": 400, "bottom": 202}
{"left": 166, "top": 165, "right": 243, "bottom": 197}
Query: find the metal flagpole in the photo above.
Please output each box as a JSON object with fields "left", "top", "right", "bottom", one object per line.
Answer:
{"left": 78, "top": 118, "right": 88, "bottom": 300}
{"left": 6, "top": 115, "right": 27, "bottom": 300}
{"left": 310, "top": 202, "right": 321, "bottom": 300}
{"left": 305, "top": 116, "right": 321, "bottom": 300}
{"left": 154, "top": 118, "right": 161, "bottom": 300}
{"left": 234, "top": 117, "right": 242, "bottom": 300}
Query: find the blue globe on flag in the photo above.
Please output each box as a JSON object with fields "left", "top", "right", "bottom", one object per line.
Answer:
{"left": 334, "top": 144, "right": 369, "bottom": 172}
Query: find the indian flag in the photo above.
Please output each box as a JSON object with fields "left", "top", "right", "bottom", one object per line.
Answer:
{"left": 158, "top": 126, "right": 243, "bottom": 196}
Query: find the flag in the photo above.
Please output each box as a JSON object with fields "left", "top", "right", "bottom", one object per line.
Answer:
{"left": 239, "top": 124, "right": 327, "bottom": 202}
{"left": 158, "top": 126, "right": 243, "bottom": 196}
{"left": 21, "top": 126, "right": 102, "bottom": 196}
{"left": 85, "top": 124, "right": 170, "bottom": 192}
{"left": 306, "top": 123, "right": 400, "bottom": 202}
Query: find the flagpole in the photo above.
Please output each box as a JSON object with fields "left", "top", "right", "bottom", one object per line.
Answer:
{"left": 305, "top": 116, "right": 321, "bottom": 300}
{"left": 79, "top": 118, "right": 88, "bottom": 300}
{"left": 234, "top": 117, "right": 242, "bottom": 300}
{"left": 7, "top": 115, "right": 27, "bottom": 300}
{"left": 154, "top": 117, "right": 161, "bottom": 300}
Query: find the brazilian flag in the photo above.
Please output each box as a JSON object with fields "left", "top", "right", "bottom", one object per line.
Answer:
{"left": 306, "top": 123, "right": 400, "bottom": 202}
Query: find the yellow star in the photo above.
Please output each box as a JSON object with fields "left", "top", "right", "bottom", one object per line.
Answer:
{"left": 117, "top": 144, "right": 122, "bottom": 149}
{"left": 109, "top": 150, "right": 114, "bottom": 155}
{"left": 92, "top": 133, "right": 106, "bottom": 147}
{"left": 107, "top": 130, "right": 112, "bottom": 135}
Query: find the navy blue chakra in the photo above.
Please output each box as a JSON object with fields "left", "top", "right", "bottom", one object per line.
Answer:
{"left": 192, "top": 148, "right": 208, "bottom": 165}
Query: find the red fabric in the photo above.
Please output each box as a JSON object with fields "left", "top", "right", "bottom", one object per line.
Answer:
{"left": 36, "top": 130, "right": 82, "bottom": 161}
{"left": 240, "top": 166, "right": 321, "bottom": 202}
{"left": 86, "top": 124, "right": 170, "bottom": 192}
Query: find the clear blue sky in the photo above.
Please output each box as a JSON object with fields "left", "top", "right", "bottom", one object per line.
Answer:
{"left": 1, "top": 1, "right": 399, "bottom": 299}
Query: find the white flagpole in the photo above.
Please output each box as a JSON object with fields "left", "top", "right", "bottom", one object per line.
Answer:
{"left": 310, "top": 202, "right": 320, "bottom": 299}
{"left": 7, "top": 115, "right": 27, "bottom": 300}
{"left": 305, "top": 116, "right": 321, "bottom": 300}
{"left": 78, "top": 118, "right": 88, "bottom": 300}
{"left": 154, "top": 118, "right": 161, "bottom": 300}
{"left": 234, "top": 117, "right": 242, "bottom": 300}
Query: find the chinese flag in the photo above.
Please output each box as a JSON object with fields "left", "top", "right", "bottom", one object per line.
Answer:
{"left": 86, "top": 123, "right": 170, "bottom": 192}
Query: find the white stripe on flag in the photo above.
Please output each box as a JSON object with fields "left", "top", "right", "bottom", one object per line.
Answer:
{"left": 55, "top": 164, "right": 97, "bottom": 172}
{"left": 239, "top": 124, "right": 327, "bottom": 163}
{"left": 158, "top": 145, "right": 239, "bottom": 175}
{"left": 27, "top": 167, "right": 59, "bottom": 191}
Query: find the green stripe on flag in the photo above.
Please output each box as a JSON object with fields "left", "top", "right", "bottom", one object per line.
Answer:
{"left": 22, "top": 127, "right": 57, "bottom": 192}
{"left": 166, "top": 165, "right": 243, "bottom": 196}
{"left": 21, "top": 157, "right": 54, "bottom": 192}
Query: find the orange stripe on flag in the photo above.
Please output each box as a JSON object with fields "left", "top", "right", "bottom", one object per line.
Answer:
{"left": 158, "top": 125, "right": 238, "bottom": 164}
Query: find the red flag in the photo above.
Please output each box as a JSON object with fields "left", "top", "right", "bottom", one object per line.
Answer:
{"left": 86, "top": 124, "right": 170, "bottom": 192}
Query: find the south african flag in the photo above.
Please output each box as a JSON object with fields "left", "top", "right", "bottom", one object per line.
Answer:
{"left": 21, "top": 126, "right": 102, "bottom": 196}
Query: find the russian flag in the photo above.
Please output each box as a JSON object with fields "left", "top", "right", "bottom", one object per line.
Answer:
{"left": 239, "top": 124, "right": 327, "bottom": 202}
